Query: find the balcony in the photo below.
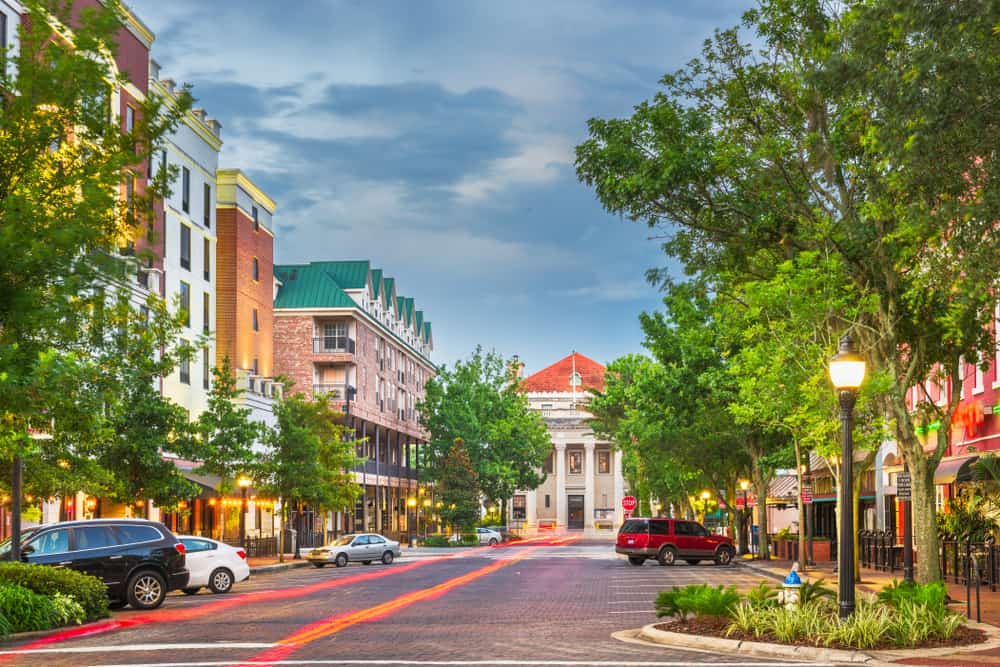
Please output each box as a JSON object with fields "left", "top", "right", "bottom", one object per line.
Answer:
{"left": 312, "top": 337, "right": 356, "bottom": 354}
{"left": 312, "top": 383, "right": 355, "bottom": 399}
{"left": 354, "top": 459, "right": 418, "bottom": 480}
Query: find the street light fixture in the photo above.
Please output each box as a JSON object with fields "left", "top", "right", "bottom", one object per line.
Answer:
{"left": 700, "top": 490, "right": 711, "bottom": 524}
{"left": 237, "top": 476, "right": 252, "bottom": 548}
{"left": 829, "top": 334, "right": 866, "bottom": 620}
{"left": 406, "top": 496, "right": 417, "bottom": 547}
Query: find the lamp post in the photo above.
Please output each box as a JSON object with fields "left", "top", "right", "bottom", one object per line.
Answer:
{"left": 828, "top": 334, "right": 866, "bottom": 620}
{"left": 238, "top": 476, "right": 252, "bottom": 548}
{"left": 739, "top": 480, "right": 750, "bottom": 555}
{"left": 406, "top": 497, "right": 417, "bottom": 547}
{"left": 902, "top": 462, "right": 914, "bottom": 582}
{"left": 700, "top": 490, "right": 711, "bottom": 524}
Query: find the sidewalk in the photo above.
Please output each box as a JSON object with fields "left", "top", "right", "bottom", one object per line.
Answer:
{"left": 737, "top": 557, "right": 1000, "bottom": 665}
{"left": 247, "top": 554, "right": 310, "bottom": 574}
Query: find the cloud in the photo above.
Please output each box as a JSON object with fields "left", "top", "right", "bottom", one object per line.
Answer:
{"left": 555, "top": 280, "right": 655, "bottom": 303}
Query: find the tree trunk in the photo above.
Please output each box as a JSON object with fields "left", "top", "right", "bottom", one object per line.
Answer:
{"left": 909, "top": 451, "right": 940, "bottom": 582}
{"left": 751, "top": 451, "right": 770, "bottom": 560}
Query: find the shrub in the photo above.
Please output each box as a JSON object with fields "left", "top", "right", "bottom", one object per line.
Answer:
{"left": 423, "top": 535, "right": 450, "bottom": 547}
{"left": 877, "top": 580, "right": 947, "bottom": 610}
{"left": 0, "top": 562, "right": 108, "bottom": 620}
{"left": 0, "top": 583, "right": 55, "bottom": 633}
{"left": 820, "top": 598, "right": 894, "bottom": 649}
{"left": 49, "top": 593, "right": 86, "bottom": 627}
{"left": 799, "top": 578, "right": 836, "bottom": 605}
{"left": 656, "top": 584, "right": 740, "bottom": 620}
{"left": 744, "top": 582, "right": 777, "bottom": 607}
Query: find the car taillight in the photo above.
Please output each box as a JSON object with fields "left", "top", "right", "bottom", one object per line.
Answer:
{"left": 174, "top": 542, "right": 186, "bottom": 555}
{"left": 237, "top": 549, "right": 246, "bottom": 560}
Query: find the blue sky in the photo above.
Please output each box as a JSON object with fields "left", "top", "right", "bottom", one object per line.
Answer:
{"left": 132, "top": 0, "right": 753, "bottom": 374}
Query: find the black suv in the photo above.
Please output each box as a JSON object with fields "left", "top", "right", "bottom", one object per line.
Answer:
{"left": 0, "top": 519, "right": 189, "bottom": 610}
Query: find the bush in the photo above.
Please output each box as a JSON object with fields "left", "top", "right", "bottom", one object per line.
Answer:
{"left": 877, "top": 580, "right": 947, "bottom": 610}
{"left": 49, "top": 593, "right": 86, "bottom": 627}
{"left": 799, "top": 578, "right": 836, "bottom": 605}
{"left": 423, "top": 535, "right": 450, "bottom": 547}
{"left": 656, "top": 584, "right": 740, "bottom": 620}
{"left": 890, "top": 599, "right": 963, "bottom": 647}
{"left": 0, "top": 583, "right": 55, "bottom": 633}
{"left": 0, "top": 562, "right": 108, "bottom": 620}
{"left": 744, "top": 582, "right": 777, "bottom": 607}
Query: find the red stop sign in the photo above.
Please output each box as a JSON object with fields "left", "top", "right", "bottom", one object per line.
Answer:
{"left": 622, "top": 495, "right": 637, "bottom": 511}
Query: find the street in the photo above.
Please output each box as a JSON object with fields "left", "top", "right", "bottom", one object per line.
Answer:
{"left": 0, "top": 540, "right": 832, "bottom": 667}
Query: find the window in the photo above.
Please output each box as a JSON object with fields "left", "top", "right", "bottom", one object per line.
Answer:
{"left": 125, "top": 106, "right": 136, "bottom": 153}
{"left": 252, "top": 257, "right": 259, "bottom": 281}
{"left": 179, "top": 281, "right": 190, "bottom": 327}
{"left": 672, "top": 521, "right": 691, "bottom": 536}
{"left": 974, "top": 356, "right": 985, "bottom": 394}
{"left": 544, "top": 494, "right": 550, "bottom": 509}
{"left": 180, "top": 538, "right": 216, "bottom": 553}
{"left": 114, "top": 524, "right": 162, "bottom": 544}
{"left": 598, "top": 450, "right": 611, "bottom": 474}
{"left": 323, "top": 321, "right": 347, "bottom": 351}
{"left": 252, "top": 308, "right": 259, "bottom": 331}
{"left": 252, "top": 358, "right": 259, "bottom": 375}
{"left": 74, "top": 526, "right": 116, "bottom": 550}
{"left": 570, "top": 371, "right": 582, "bottom": 386}
{"left": 202, "top": 292, "right": 210, "bottom": 333}
{"left": 620, "top": 519, "right": 648, "bottom": 534}
{"left": 512, "top": 495, "right": 526, "bottom": 520}
{"left": 125, "top": 172, "right": 135, "bottom": 225}
{"left": 181, "top": 166, "right": 190, "bottom": 212}
{"left": 0, "top": 13, "right": 6, "bottom": 72}
{"left": 203, "top": 238, "right": 210, "bottom": 281}
{"left": 179, "top": 341, "right": 190, "bottom": 385}
{"left": 180, "top": 224, "right": 191, "bottom": 270}
{"left": 26, "top": 529, "right": 70, "bottom": 555}
{"left": 252, "top": 205, "right": 259, "bottom": 231}
{"left": 202, "top": 348, "right": 210, "bottom": 390}
{"left": 649, "top": 521, "right": 670, "bottom": 536}
{"left": 568, "top": 450, "right": 582, "bottom": 475}
{"left": 543, "top": 452, "right": 553, "bottom": 474}
{"left": 203, "top": 183, "right": 211, "bottom": 227}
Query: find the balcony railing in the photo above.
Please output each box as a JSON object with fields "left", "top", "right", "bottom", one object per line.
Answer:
{"left": 354, "top": 459, "right": 418, "bottom": 480}
{"left": 312, "top": 337, "right": 356, "bottom": 354}
{"left": 312, "top": 383, "right": 354, "bottom": 399}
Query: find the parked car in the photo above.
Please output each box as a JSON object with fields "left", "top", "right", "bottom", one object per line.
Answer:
{"left": 615, "top": 518, "right": 735, "bottom": 567}
{"left": 0, "top": 519, "right": 189, "bottom": 610}
{"left": 447, "top": 527, "right": 502, "bottom": 546}
{"left": 176, "top": 536, "right": 250, "bottom": 595}
{"left": 306, "top": 533, "right": 401, "bottom": 568}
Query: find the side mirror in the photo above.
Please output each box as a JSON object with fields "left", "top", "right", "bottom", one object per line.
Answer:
{"left": 19, "top": 545, "right": 34, "bottom": 560}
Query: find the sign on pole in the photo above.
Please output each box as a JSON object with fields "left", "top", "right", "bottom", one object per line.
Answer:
{"left": 622, "top": 496, "right": 637, "bottom": 512}
{"left": 801, "top": 484, "right": 813, "bottom": 504}
{"left": 897, "top": 472, "right": 912, "bottom": 501}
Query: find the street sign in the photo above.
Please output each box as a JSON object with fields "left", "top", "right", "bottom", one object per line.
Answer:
{"left": 621, "top": 496, "right": 637, "bottom": 512}
{"left": 897, "top": 472, "right": 911, "bottom": 501}
{"left": 623, "top": 510, "right": 632, "bottom": 520}
{"left": 801, "top": 484, "right": 813, "bottom": 504}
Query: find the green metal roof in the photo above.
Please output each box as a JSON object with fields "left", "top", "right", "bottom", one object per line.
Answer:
{"left": 415, "top": 310, "right": 424, "bottom": 335}
{"left": 371, "top": 269, "right": 383, "bottom": 301}
{"left": 424, "top": 321, "right": 432, "bottom": 342}
{"left": 396, "top": 296, "right": 404, "bottom": 320}
{"left": 383, "top": 278, "right": 396, "bottom": 309}
{"left": 403, "top": 298, "right": 414, "bottom": 327}
{"left": 273, "top": 263, "right": 358, "bottom": 309}
{"left": 310, "top": 260, "right": 369, "bottom": 290}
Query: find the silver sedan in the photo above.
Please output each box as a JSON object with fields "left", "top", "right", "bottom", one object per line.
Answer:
{"left": 306, "top": 533, "right": 401, "bottom": 568}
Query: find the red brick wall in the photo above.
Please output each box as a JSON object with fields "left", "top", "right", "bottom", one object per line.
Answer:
{"left": 273, "top": 315, "right": 314, "bottom": 394}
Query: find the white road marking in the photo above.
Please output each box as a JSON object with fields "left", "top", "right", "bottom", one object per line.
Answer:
{"left": 85, "top": 661, "right": 834, "bottom": 667}
{"left": 0, "top": 642, "right": 277, "bottom": 655}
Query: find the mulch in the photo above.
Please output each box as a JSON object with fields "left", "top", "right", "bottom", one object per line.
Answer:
{"left": 656, "top": 618, "right": 987, "bottom": 652}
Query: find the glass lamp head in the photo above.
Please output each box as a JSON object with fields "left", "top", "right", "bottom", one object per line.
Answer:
{"left": 829, "top": 335, "right": 866, "bottom": 390}
{"left": 740, "top": 480, "right": 750, "bottom": 491}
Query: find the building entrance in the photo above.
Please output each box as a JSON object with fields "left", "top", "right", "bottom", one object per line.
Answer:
{"left": 567, "top": 495, "right": 584, "bottom": 530}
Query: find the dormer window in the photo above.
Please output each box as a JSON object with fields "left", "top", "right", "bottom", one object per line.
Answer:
{"left": 570, "top": 372, "right": 582, "bottom": 387}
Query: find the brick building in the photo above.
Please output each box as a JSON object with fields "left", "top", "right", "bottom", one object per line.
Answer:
{"left": 273, "top": 261, "right": 435, "bottom": 539}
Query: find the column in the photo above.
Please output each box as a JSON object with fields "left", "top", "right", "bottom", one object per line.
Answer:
{"left": 555, "top": 442, "right": 567, "bottom": 532}
{"left": 525, "top": 490, "right": 537, "bottom": 536}
{"left": 374, "top": 427, "right": 381, "bottom": 531}
{"left": 613, "top": 449, "right": 625, "bottom": 528}
{"left": 584, "top": 441, "right": 595, "bottom": 533}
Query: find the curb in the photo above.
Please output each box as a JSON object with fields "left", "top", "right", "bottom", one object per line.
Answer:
{"left": 630, "top": 620, "right": 1000, "bottom": 665}
{"left": 249, "top": 560, "right": 311, "bottom": 575}
{"left": 0, "top": 617, "right": 112, "bottom": 645}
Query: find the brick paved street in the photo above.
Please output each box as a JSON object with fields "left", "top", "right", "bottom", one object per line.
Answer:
{"left": 0, "top": 541, "right": 829, "bottom": 667}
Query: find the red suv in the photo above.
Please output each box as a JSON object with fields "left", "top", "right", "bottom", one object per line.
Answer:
{"left": 615, "top": 518, "right": 735, "bottom": 566}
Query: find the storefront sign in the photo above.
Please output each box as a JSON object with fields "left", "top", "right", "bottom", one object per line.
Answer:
{"left": 897, "top": 472, "right": 911, "bottom": 501}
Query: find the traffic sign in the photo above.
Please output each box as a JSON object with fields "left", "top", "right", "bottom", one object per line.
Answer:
{"left": 622, "top": 495, "right": 637, "bottom": 512}
{"left": 897, "top": 472, "right": 911, "bottom": 501}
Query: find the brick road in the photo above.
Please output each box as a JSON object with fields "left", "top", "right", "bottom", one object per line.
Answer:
{"left": 0, "top": 541, "right": 832, "bottom": 667}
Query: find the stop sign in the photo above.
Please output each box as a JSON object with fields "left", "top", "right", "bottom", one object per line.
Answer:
{"left": 621, "top": 495, "right": 637, "bottom": 512}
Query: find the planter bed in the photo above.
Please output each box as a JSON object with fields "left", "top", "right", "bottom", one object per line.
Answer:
{"left": 655, "top": 618, "right": 987, "bottom": 652}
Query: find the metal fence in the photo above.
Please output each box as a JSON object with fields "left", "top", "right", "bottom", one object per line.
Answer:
{"left": 940, "top": 538, "right": 1000, "bottom": 591}
{"left": 858, "top": 530, "right": 902, "bottom": 572}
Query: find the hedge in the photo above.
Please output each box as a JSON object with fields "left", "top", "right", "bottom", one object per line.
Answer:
{"left": 0, "top": 562, "right": 109, "bottom": 620}
{"left": 0, "top": 583, "right": 54, "bottom": 633}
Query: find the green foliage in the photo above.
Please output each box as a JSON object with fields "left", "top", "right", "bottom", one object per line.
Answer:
{"left": 877, "top": 580, "right": 947, "bottom": 610}
{"left": 0, "top": 561, "right": 109, "bottom": 620}
{"left": 655, "top": 584, "right": 740, "bottom": 620}
{"left": 422, "top": 535, "right": 451, "bottom": 548}
{"left": 437, "top": 439, "right": 481, "bottom": 531}
{"left": 418, "top": 347, "right": 551, "bottom": 509}
{"left": 935, "top": 495, "right": 997, "bottom": 541}
{"left": 822, "top": 599, "right": 894, "bottom": 650}
{"left": 799, "top": 578, "right": 836, "bottom": 606}
{"left": 743, "top": 582, "right": 777, "bottom": 608}
{"left": 0, "top": 583, "right": 55, "bottom": 633}
{"left": 49, "top": 593, "right": 86, "bottom": 627}
{"left": 889, "top": 599, "right": 963, "bottom": 648}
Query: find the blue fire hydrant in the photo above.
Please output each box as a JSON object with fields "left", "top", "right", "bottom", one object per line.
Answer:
{"left": 777, "top": 561, "right": 802, "bottom": 610}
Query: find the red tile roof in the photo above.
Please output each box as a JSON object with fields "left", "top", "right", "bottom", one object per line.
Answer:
{"left": 521, "top": 352, "right": 606, "bottom": 393}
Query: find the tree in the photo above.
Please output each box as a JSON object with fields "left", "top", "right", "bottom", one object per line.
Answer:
{"left": 258, "top": 391, "right": 361, "bottom": 561}
{"left": 438, "top": 438, "right": 480, "bottom": 532}
{"left": 418, "top": 347, "right": 550, "bottom": 518}
{"left": 576, "top": 0, "right": 1000, "bottom": 581}
{"left": 190, "top": 357, "right": 264, "bottom": 494}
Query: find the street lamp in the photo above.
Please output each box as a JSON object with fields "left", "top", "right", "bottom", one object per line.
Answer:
{"left": 829, "top": 334, "right": 866, "bottom": 620}
{"left": 739, "top": 480, "right": 750, "bottom": 555}
{"left": 406, "top": 497, "right": 417, "bottom": 547}
{"left": 700, "top": 490, "right": 711, "bottom": 524}
{"left": 237, "top": 476, "right": 252, "bottom": 548}
{"left": 423, "top": 498, "right": 432, "bottom": 539}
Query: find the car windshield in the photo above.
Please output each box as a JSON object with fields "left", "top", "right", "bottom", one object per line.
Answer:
{"left": 0, "top": 528, "right": 38, "bottom": 558}
{"left": 329, "top": 535, "right": 355, "bottom": 547}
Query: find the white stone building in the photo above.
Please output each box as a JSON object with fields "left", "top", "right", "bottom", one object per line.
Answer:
{"left": 509, "top": 352, "right": 627, "bottom": 537}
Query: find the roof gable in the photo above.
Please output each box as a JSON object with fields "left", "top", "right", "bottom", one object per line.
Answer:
{"left": 371, "top": 269, "right": 383, "bottom": 302}
{"left": 273, "top": 263, "right": 357, "bottom": 309}
{"left": 312, "top": 260, "right": 369, "bottom": 290}
{"left": 521, "top": 352, "right": 605, "bottom": 393}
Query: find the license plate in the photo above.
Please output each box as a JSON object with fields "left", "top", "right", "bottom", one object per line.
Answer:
{"left": 627, "top": 539, "right": 634, "bottom": 545}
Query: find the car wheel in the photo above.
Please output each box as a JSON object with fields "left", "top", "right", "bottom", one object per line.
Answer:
{"left": 657, "top": 546, "right": 677, "bottom": 566}
{"left": 488, "top": 538, "right": 498, "bottom": 546}
{"left": 715, "top": 547, "right": 735, "bottom": 566}
{"left": 208, "top": 568, "right": 234, "bottom": 594}
{"left": 312, "top": 562, "right": 326, "bottom": 568}
{"left": 334, "top": 553, "right": 348, "bottom": 568}
{"left": 126, "top": 570, "right": 166, "bottom": 610}
{"left": 685, "top": 559, "right": 701, "bottom": 565}
{"left": 182, "top": 587, "right": 200, "bottom": 596}
{"left": 381, "top": 551, "right": 394, "bottom": 565}
{"left": 627, "top": 556, "right": 645, "bottom": 566}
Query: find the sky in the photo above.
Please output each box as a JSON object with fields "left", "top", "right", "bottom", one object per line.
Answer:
{"left": 131, "top": 0, "right": 754, "bottom": 374}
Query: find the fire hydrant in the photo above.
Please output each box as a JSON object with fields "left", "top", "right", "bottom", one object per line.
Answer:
{"left": 777, "top": 561, "right": 802, "bottom": 610}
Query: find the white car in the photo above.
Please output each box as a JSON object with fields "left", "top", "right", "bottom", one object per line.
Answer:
{"left": 307, "top": 533, "right": 401, "bottom": 567}
{"left": 448, "top": 527, "right": 502, "bottom": 546}
{"left": 176, "top": 536, "right": 251, "bottom": 595}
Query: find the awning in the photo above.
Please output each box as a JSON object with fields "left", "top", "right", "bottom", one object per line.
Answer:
{"left": 934, "top": 455, "right": 979, "bottom": 485}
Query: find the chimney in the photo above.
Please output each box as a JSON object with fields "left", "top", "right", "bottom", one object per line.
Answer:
{"left": 192, "top": 108, "right": 207, "bottom": 122}
{"left": 161, "top": 78, "right": 175, "bottom": 94}
{"left": 149, "top": 59, "right": 160, "bottom": 81}
{"left": 206, "top": 118, "right": 222, "bottom": 137}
